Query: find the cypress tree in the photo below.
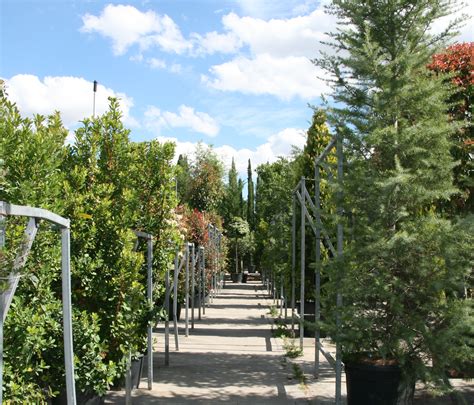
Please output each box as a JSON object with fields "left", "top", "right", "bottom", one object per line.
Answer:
{"left": 222, "top": 157, "right": 241, "bottom": 225}
{"left": 247, "top": 159, "right": 255, "bottom": 231}
{"left": 318, "top": 0, "right": 473, "bottom": 399}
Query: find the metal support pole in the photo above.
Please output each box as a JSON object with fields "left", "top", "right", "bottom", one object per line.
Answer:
{"left": 291, "top": 195, "right": 296, "bottom": 332}
{"left": 125, "top": 351, "right": 132, "bottom": 405}
{"left": 191, "top": 244, "right": 196, "bottom": 329}
{"left": 198, "top": 247, "right": 202, "bottom": 321}
{"left": 300, "top": 177, "right": 306, "bottom": 350}
{"left": 279, "top": 274, "right": 284, "bottom": 316}
{"left": 164, "top": 263, "right": 170, "bottom": 366}
{"left": 202, "top": 247, "right": 206, "bottom": 315}
{"left": 185, "top": 244, "right": 190, "bottom": 337}
{"left": 0, "top": 211, "right": 5, "bottom": 405}
{"left": 61, "top": 227, "right": 77, "bottom": 405}
{"left": 173, "top": 249, "right": 179, "bottom": 351}
{"left": 335, "top": 135, "right": 344, "bottom": 405}
{"left": 146, "top": 237, "right": 153, "bottom": 390}
{"left": 315, "top": 162, "right": 321, "bottom": 378}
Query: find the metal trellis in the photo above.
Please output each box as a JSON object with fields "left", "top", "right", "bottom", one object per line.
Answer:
{"left": 0, "top": 201, "right": 76, "bottom": 405}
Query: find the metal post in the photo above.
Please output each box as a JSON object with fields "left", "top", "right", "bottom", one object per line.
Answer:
{"left": 185, "top": 244, "right": 190, "bottom": 337}
{"left": 202, "top": 247, "right": 206, "bottom": 315}
{"left": 291, "top": 194, "right": 295, "bottom": 334}
{"left": 198, "top": 247, "right": 202, "bottom": 321}
{"left": 0, "top": 209, "right": 5, "bottom": 405}
{"left": 300, "top": 177, "right": 306, "bottom": 350}
{"left": 61, "top": 227, "right": 77, "bottom": 405}
{"left": 173, "top": 249, "right": 179, "bottom": 351}
{"left": 125, "top": 351, "right": 132, "bottom": 405}
{"left": 315, "top": 161, "right": 321, "bottom": 378}
{"left": 164, "top": 263, "right": 170, "bottom": 366}
{"left": 335, "top": 135, "right": 344, "bottom": 405}
{"left": 147, "top": 237, "right": 153, "bottom": 390}
{"left": 191, "top": 244, "right": 195, "bottom": 329}
{"left": 280, "top": 274, "right": 284, "bottom": 316}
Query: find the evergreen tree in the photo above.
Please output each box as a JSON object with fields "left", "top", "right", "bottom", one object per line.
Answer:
{"left": 176, "top": 154, "right": 191, "bottom": 205}
{"left": 247, "top": 159, "right": 255, "bottom": 231}
{"left": 238, "top": 178, "right": 245, "bottom": 218}
{"left": 222, "top": 157, "right": 241, "bottom": 225}
{"left": 317, "top": 0, "right": 472, "bottom": 398}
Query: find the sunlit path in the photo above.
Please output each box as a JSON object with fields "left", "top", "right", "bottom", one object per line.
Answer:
{"left": 104, "top": 280, "right": 331, "bottom": 404}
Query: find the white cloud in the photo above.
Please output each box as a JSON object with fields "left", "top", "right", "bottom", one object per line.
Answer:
{"left": 430, "top": 1, "right": 474, "bottom": 42}
{"left": 155, "top": 127, "right": 306, "bottom": 175}
{"left": 221, "top": 10, "right": 334, "bottom": 58}
{"left": 234, "top": 0, "right": 320, "bottom": 19}
{"left": 4, "top": 74, "right": 136, "bottom": 128}
{"left": 80, "top": 4, "right": 191, "bottom": 55}
{"left": 191, "top": 31, "right": 242, "bottom": 55}
{"left": 202, "top": 54, "right": 328, "bottom": 100}
{"left": 147, "top": 57, "right": 166, "bottom": 69}
{"left": 145, "top": 105, "right": 220, "bottom": 137}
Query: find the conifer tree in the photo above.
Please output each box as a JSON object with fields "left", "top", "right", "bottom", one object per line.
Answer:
{"left": 317, "top": 0, "right": 473, "bottom": 398}
{"left": 247, "top": 159, "right": 255, "bottom": 231}
{"left": 238, "top": 178, "right": 245, "bottom": 218}
{"left": 176, "top": 154, "right": 191, "bottom": 205}
{"left": 222, "top": 157, "right": 241, "bottom": 225}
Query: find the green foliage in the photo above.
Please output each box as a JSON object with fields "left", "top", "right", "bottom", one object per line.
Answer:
{"left": 427, "top": 43, "right": 474, "bottom": 215}
{"left": 247, "top": 159, "right": 255, "bottom": 231}
{"left": 176, "top": 154, "right": 191, "bottom": 206}
{"left": 283, "top": 338, "right": 303, "bottom": 359}
{"left": 317, "top": 0, "right": 473, "bottom": 392}
{"left": 0, "top": 89, "right": 178, "bottom": 401}
{"left": 63, "top": 99, "right": 149, "bottom": 380}
{"left": 255, "top": 157, "right": 299, "bottom": 279}
{"left": 227, "top": 216, "right": 253, "bottom": 273}
{"left": 188, "top": 144, "right": 225, "bottom": 213}
{"left": 221, "top": 157, "right": 241, "bottom": 226}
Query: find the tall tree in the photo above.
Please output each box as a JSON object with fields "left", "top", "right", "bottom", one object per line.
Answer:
{"left": 238, "top": 178, "right": 245, "bottom": 218}
{"left": 222, "top": 157, "right": 241, "bottom": 225}
{"left": 188, "top": 144, "right": 225, "bottom": 213}
{"left": 317, "top": 0, "right": 472, "bottom": 399}
{"left": 247, "top": 159, "right": 255, "bottom": 231}
{"left": 176, "top": 154, "right": 191, "bottom": 205}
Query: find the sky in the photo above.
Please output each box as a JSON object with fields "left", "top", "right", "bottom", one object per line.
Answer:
{"left": 1, "top": 0, "right": 473, "bottom": 176}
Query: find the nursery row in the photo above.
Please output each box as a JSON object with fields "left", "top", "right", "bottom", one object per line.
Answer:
{"left": 0, "top": 90, "right": 226, "bottom": 404}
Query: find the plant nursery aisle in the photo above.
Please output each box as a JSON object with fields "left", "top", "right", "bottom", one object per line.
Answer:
{"left": 104, "top": 280, "right": 336, "bottom": 404}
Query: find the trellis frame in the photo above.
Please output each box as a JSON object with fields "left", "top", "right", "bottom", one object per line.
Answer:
{"left": 0, "top": 201, "right": 76, "bottom": 405}
{"left": 290, "top": 134, "right": 344, "bottom": 405}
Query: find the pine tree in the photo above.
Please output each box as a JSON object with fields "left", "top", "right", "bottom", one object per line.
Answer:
{"left": 317, "top": 0, "right": 473, "bottom": 398}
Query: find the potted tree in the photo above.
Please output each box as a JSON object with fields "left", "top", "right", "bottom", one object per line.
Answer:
{"left": 319, "top": 0, "right": 473, "bottom": 403}
{"left": 227, "top": 217, "right": 251, "bottom": 283}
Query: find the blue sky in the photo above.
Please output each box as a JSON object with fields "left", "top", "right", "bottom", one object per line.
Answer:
{"left": 1, "top": 0, "right": 472, "bottom": 175}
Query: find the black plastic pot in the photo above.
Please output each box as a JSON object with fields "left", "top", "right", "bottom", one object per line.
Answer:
{"left": 110, "top": 355, "right": 144, "bottom": 391}
{"left": 231, "top": 273, "right": 243, "bottom": 283}
{"left": 51, "top": 390, "right": 104, "bottom": 405}
{"left": 345, "top": 361, "right": 401, "bottom": 405}
{"left": 168, "top": 301, "right": 182, "bottom": 321}
{"left": 131, "top": 356, "right": 144, "bottom": 388}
